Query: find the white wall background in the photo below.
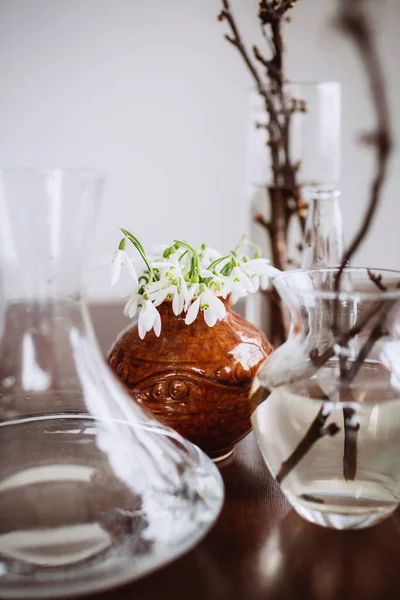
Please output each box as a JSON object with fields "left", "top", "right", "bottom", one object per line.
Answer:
{"left": 0, "top": 0, "right": 399, "bottom": 298}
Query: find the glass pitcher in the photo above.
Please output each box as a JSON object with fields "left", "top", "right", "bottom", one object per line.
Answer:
{"left": 0, "top": 169, "right": 223, "bottom": 597}
{"left": 251, "top": 267, "right": 400, "bottom": 529}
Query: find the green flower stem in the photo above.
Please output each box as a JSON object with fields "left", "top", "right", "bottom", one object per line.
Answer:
{"left": 221, "top": 262, "right": 233, "bottom": 277}
{"left": 234, "top": 234, "right": 262, "bottom": 258}
{"left": 234, "top": 233, "right": 247, "bottom": 253}
{"left": 208, "top": 254, "right": 231, "bottom": 272}
{"left": 120, "top": 228, "right": 154, "bottom": 282}
{"left": 173, "top": 240, "right": 200, "bottom": 282}
{"left": 230, "top": 252, "right": 239, "bottom": 267}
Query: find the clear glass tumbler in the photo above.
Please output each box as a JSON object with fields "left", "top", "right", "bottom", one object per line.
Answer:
{"left": 246, "top": 82, "right": 342, "bottom": 336}
{"left": 0, "top": 169, "right": 224, "bottom": 598}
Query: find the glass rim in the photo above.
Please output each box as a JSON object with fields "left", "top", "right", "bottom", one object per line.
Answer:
{"left": 248, "top": 80, "right": 341, "bottom": 94}
{"left": 305, "top": 185, "right": 341, "bottom": 200}
{"left": 286, "top": 80, "right": 341, "bottom": 87}
{"left": 0, "top": 167, "right": 105, "bottom": 180}
{"left": 272, "top": 267, "right": 400, "bottom": 300}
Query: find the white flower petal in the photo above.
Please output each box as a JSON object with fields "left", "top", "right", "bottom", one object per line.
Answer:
{"left": 204, "top": 308, "right": 218, "bottom": 328}
{"left": 260, "top": 273, "right": 270, "bottom": 290}
{"left": 147, "top": 280, "right": 165, "bottom": 294}
{"left": 124, "top": 295, "right": 139, "bottom": 319}
{"left": 153, "top": 310, "right": 162, "bottom": 337}
{"left": 266, "top": 266, "right": 283, "bottom": 279}
{"left": 125, "top": 254, "right": 139, "bottom": 284}
{"left": 230, "top": 284, "right": 247, "bottom": 304}
{"left": 172, "top": 288, "right": 181, "bottom": 315}
{"left": 236, "top": 268, "right": 255, "bottom": 293}
{"left": 185, "top": 283, "right": 199, "bottom": 310}
{"left": 208, "top": 295, "right": 226, "bottom": 319}
{"left": 252, "top": 275, "right": 261, "bottom": 292}
{"left": 111, "top": 250, "right": 123, "bottom": 286}
{"left": 138, "top": 322, "right": 146, "bottom": 340}
{"left": 151, "top": 287, "right": 172, "bottom": 307}
{"left": 243, "top": 258, "right": 270, "bottom": 275}
{"left": 185, "top": 298, "right": 200, "bottom": 325}
{"left": 139, "top": 302, "right": 154, "bottom": 331}
{"left": 178, "top": 287, "right": 186, "bottom": 314}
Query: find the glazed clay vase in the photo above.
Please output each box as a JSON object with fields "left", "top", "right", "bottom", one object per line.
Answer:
{"left": 109, "top": 300, "right": 273, "bottom": 461}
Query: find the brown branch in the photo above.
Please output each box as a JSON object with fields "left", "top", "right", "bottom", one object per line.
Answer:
{"left": 330, "top": 0, "right": 393, "bottom": 480}
{"left": 367, "top": 268, "right": 388, "bottom": 291}
{"left": 219, "top": 0, "right": 302, "bottom": 344}
{"left": 254, "top": 213, "right": 272, "bottom": 234}
{"left": 343, "top": 318, "right": 389, "bottom": 384}
{"left": 218, "top": 2, "right": 281, "bottom": 131}
{"left": 279, "top": 293, "right": 394, "bottom": 483}
{"left": 259, "top": 0, "right": 300, "bottom": 23}
{"left": 218, "top": 5, "right": 264, "bottom": 92}
{"left": 332, "top": 0, "right": 393, "bottom": 333}
{"left": 342, "top": 405, "right": 360, "bottom": 481}
{"left": 276, "top": 407, "right": 340, "bottom": 484}
{"left": 253, "top": 45, "right": 282, "bottom": 81}
{"left": 275, "top": 1, "right": 394, "bottom": 484}
{"left": 309, "top": 299, "right": 384, "bottom": 369}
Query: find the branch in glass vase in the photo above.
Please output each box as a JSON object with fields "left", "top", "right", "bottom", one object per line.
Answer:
{"left": 274, "top": 0, "right": 394, "bottom": 484}
{"left": 218, "top": 0, "right": 304, "bottom": 346}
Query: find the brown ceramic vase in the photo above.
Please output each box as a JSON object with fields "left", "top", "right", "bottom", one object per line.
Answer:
{"left": 108, "top": 300, "right": 273, "bottom": 461}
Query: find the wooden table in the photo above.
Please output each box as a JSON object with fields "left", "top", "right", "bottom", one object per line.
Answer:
{"left": 88, "top": 306, "right": 400, "bottom": 600}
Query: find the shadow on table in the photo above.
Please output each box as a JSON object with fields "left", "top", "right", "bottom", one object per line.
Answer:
{"left": 260, "top": 507, "right": 400, "bottom": 600}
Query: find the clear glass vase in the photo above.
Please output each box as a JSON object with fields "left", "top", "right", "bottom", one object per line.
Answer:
{"left": 301, "top": 187, "right": 344, "bottom": 269}
{"left": 246, "top": 82, "right": 342, "bottom": 339}
{"left": 0, "top": 169, "right": 223, "bottom": 598}
{"left": 250, "top": 268, "right": 400, "bottom": 530}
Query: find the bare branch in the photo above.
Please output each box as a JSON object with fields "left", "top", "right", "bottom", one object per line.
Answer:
{"left": 367, "top": 268, "right": 388, "bottom": 291}
{"left": 276, "top": 407, "right": 340, "bottom": 484}
{"left": 253, "top": 45, "right": 282, "bottom": 81}
{"left": 218, "top": 0, "right": 303, "bottom": 343}
{"left": 253, "top": 213, "right": 273, "bottom": 234}
{"left": 332, "top": 0, "right": 393, "bottom": 332}
{"left": 219, "top": 2, "right": 267, "bottom": 101}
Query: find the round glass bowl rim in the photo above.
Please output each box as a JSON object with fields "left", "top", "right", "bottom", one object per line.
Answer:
{"left": 272, "top": 267, "right": 400, "bottom": 301}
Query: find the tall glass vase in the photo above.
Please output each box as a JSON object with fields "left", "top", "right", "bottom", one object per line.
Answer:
{"left": 246, "top": 82, "right": 342, "bottom": 343}
{"left": 301, "top": 187, "right": 344, "bottom": 269}
{"left": 0, "top": 169, "right": 223, "bottom": 598}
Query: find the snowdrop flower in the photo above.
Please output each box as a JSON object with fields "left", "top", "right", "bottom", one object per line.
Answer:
{"left": 147, "top": 264, "right": 189, "bottom": 316}
{"left": 184, "top": 282, "right": 200, "bottom": 311}
{"left": 185, "top": 285, "right": 226, "bottom": 328}
{"left": 207, "top": 275, "right": 225, "bottom": 296}
{"left": 222, "top": 266, "right": 255, "bottom": 304}
{"left": 241, "top": 259, "right": 280, "bottom": 292}
{"left": 111, "top": 229, "right": 278, "bottom": 332}
{"left": 138, "top": 298, "right": 162, "bottom": 339}
{"left": 111, "top": 239, "right": 139, "bottom": 286}
{"left": 124, "top": 286, "right": 142, "bottom": 319}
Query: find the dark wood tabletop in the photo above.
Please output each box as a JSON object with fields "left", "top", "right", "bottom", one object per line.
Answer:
{"left": 87, "top": 305, "right": 400, "bottom": 600}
